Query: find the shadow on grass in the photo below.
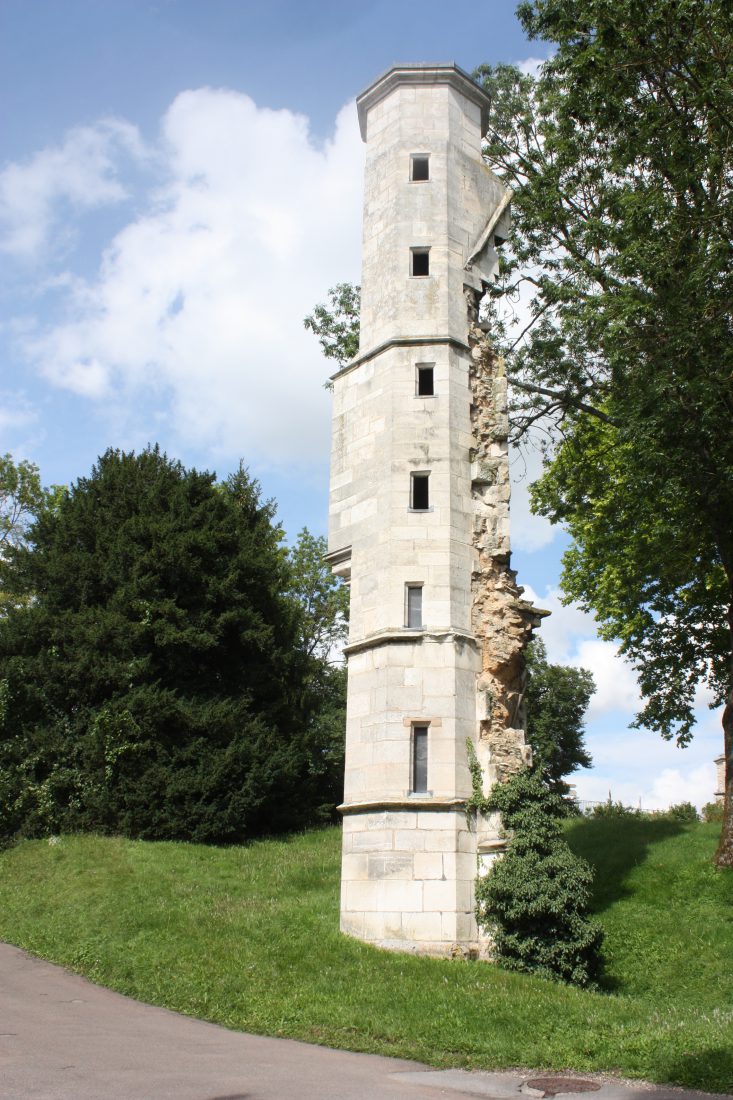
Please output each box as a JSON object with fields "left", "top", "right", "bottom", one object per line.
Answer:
{"left": 564, "top": 815, "right": 685, "bottom": 911}
{"left": 654, "top": 1047, "right": 733, "bottom": 1095}
{"left": 564, "top": 816, "right": 689, "bottom": 996}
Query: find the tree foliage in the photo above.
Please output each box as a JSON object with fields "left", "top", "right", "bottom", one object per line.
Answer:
{"left": 475, "top": 769, "right": 604, "bottom": 987}
{"left": 525, "top": 637, "right": 594, "bottom": 796}
{"left": 303, "top": 283, "right": 361, "bottom": 373}
{"left": 0, "top": 454, "right": 64, "bottom": 613}
{"left": 0, "top": 448, "right": 342, "bottom": 843}
{"left": 474, "top": 0, "right": 733, "bottom": 865}
{"left": 288, "top": 527, "right": 349, "bottom": 664}
{"left": 286, "top": 528, "right": 348, "bottom": 817}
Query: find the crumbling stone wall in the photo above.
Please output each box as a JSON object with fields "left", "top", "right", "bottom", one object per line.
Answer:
{"left": 467, "top": 299, "right": 546, "bottom": 791}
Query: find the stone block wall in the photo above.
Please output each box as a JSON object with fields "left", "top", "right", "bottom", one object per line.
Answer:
{"left": 341, "top": 807, "right": 477, "bottom": 953}
{"left": 330, "top": 64, "right": 545, "bottom": 957}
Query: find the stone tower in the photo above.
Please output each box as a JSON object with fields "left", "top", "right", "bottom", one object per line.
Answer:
{"left": 327, "top": 63, "right": 543, "bottom": 956}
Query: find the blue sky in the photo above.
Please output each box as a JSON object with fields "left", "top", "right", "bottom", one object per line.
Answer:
{"left": 0, "top": 0, "right": 722, "bottom": 808}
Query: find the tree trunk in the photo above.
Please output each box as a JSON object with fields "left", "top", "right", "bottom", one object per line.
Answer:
{"left": 714, "top": 593, "right": 733, "bottom": 868}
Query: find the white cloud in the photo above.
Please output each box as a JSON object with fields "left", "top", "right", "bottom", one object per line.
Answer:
{"left": 21, "top": 89, "right": 365, "bottom": 467}
{"left": 574, "top": 761, "right": 718, "bottom": 812}
{"left": 573, "top": 638, "right": 641, "bottom": 717}
{"left": 515, "top": 57, "right": 547, "bottom": 78}
{"left": 0, "top": 392, "right": 38, "bottom": 437}
{"left": 522, "top": 584, "right": 597, "bottom": 662}
{"left": 0, "top": 120, "right": 146, "bottom": 259}
{"left": 523, "top": 583, "right": 641, "bottom": 720}
{"left": 649, "top": 763, "right": 717, "bottom": 809}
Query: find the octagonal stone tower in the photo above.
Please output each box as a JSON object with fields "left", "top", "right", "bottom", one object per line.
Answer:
{"left": 327, "top": 63, "right": 540, "bottom": 956}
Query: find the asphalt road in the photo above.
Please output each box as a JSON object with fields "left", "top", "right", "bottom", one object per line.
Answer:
{"left": 1, "top": 942, "right": 730, "bottom": 1100}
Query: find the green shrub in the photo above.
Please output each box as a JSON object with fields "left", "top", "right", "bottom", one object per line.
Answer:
{"left": 589, "top": 797, "right": 640, "bottom": 818}
{"left": 702, "top": 800, "right": 724, "bottom": 823}
{"left": 660, "top": 801, "right": 699, "bottom": 823}
{"left": 474, "top": 769, "right": 604, "bottom": 988}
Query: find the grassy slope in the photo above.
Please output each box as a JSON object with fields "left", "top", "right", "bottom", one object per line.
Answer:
{"left": 0, "top": 820, "right": 731, "bottom": 1092}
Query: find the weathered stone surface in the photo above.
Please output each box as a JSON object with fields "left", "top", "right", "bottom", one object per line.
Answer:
{"left": 331, "top": 64, "right": 543, "bottom": 958}
{"left": 468, "top": 322, "right": 545, "bottom": 788}
{"left": 715, "top": 752, "right": 726, "bottom": 802}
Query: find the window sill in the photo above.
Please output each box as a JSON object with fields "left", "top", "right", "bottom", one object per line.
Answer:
{"left": 408, "top": 507, "right": 433, "bottom": 513}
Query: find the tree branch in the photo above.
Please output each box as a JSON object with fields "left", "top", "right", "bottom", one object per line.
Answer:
{"left": 507, "top": 375, "right": 619, "bottom": 425}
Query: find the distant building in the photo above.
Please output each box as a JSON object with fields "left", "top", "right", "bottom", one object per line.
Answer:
{"left": 715, "top": 753, "right": 726, "bottom": 802}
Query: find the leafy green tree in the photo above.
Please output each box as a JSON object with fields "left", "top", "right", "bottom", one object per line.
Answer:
{"left": 0, "top": 454, "right": 46, "bottom": 555}
{"left": 525, "top": 637, "right": 594, "bottom": 796}
{"left": 300, "top": 662, "right": 347, "bottom": 819}
{"left": 0, "top": 454, "right": 64, "bottom": 613}
{"left": 473, "top": 0, "right": 733, "bottom": 866}
{"left": 0, "top": 448, "right": 333, "bottom": 842}
{"left": 288, "top": 527, "right": 349, "bottom": 663}
{"left": 287, "top": 527, "right": 349, "bottom": 816}
{"left": 304, "top": 283, "right": 361, "bottom": 372}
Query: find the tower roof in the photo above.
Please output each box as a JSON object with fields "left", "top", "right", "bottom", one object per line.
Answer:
{"left": 356, "top": 62, "right": 491, "bottom": 142}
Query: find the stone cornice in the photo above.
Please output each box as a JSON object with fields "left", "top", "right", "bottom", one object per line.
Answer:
{"left": 356, "top": 63, "right": 492, "bottom": 141}
{"left": 465, "top": 189, "right": 513, "bottom": 270}
{"left": 330, "top": 335, "right": 471, "bottom": 382}
{"left": 343, "top": 627, "right": 478, "bottom": 657}
{"left": 323, "top": 545, "right": 351, "bottom": 567}
{"left": 339, "top": 797, "right": 468, "bottom": 816}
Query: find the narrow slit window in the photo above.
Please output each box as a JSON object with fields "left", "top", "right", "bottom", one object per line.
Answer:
{"left": 411, "top": 473, "right": 430, "bottom": 510}
{"left": 411, "top": 248, "right": 430, "bottom": 277}
{"left": 410, "top": 154, "right": 429, "bottom": 181}
{"left": 413, "top": 726, "right": 429, "bottom": 793}
{"left": 406, "top": 584, "right": 423, "bottom": 629}
{"left": 416, "top": 364, "right": 434, "bottom": 396}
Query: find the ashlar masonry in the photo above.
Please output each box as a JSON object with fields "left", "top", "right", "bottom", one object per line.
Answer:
{"left": 327, "top": 63, "right": 545, "bottom": 956}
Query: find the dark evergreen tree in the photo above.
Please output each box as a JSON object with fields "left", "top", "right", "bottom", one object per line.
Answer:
{"left": 474, "top": 769, "right": 604, "bottom": 987}
{"left": 0, "top": 448, "right": 334, "bottom": 843}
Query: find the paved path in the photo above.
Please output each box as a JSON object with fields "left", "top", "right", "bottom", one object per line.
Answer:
{"left": 1, "top": 943, "right": 730, "bottom": 1100}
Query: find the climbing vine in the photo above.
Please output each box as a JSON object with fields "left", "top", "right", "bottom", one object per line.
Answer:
{"left": 465, "top": 738, "right": 490, "bottom": 818}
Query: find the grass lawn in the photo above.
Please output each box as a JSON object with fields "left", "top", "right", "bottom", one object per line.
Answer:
{"left": 0, "top": 819, "right": 731, "bottom": 1092}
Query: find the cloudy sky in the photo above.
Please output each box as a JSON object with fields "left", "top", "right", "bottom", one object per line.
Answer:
{"left": 1, "top": 0, "right": 722, "bottom": 809}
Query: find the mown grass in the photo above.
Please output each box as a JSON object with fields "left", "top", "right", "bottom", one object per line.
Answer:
{"left": 0, "top": 819, "right": 731, "bottom": 1092}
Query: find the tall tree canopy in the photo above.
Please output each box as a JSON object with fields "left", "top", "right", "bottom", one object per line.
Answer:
{"left": 473, "top": 0, "right": 733, "bottom": 865}
{"left": 0, "top": 448, "right": 341, "bottom": 843}
{"left": 525, "top": 638, "right": 594, "bottom": 797}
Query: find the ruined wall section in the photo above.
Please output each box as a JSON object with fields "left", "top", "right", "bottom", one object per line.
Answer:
{"left": 467, "top": 312, "right": 546, "bottom": 795}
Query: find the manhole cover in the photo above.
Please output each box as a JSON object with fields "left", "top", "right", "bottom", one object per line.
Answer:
{"left": 524, "top": 1078, "right": 602, "bottom": 1096}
